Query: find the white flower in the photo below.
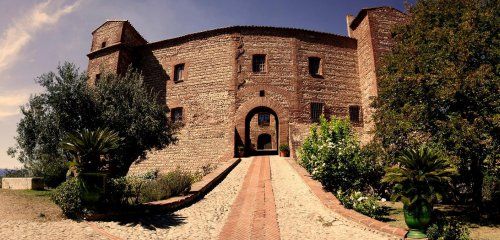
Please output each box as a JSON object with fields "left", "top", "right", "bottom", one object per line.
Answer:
{"left": 381, "top": 198, "right": 387, "bottom": 202}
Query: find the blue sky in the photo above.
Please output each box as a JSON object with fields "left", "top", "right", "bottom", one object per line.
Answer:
{"left": 0, "top": 0, "right": 411, "bottom": 168}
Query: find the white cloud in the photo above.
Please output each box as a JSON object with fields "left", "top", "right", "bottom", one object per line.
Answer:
{"left": 0, "top": 88, "right": 41, "bottom": 119}
{"left": 0, "top": 0, "right": 80, "bottom": 74}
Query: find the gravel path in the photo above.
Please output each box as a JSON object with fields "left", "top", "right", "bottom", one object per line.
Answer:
{"left": 270, "top": 156, "right": 391, "bottom": 240}
{"left": 0, "top": 220, "right": 107, "bottom": 240}
{"left": 94, "top": 157, "right": 252, "bottom": 240}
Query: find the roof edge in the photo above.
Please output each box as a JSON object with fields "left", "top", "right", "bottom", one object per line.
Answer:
{"left": 144, "top": 25, "right": 356, "bottom": 49}
{"left": 349, "top": 6, "right": 405, "bottom": 30}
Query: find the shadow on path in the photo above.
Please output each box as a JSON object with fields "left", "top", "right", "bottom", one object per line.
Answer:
{"left": 100, "top": 212, "right": 187, "bottom": 231}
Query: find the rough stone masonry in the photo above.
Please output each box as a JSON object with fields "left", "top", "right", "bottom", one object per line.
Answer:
{"left": 86, "top": 6, "right": 407, "bottom": 174}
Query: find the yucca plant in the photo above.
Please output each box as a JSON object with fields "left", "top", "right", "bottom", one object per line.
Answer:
{"left": 382, "top": 145, "right": 457, "bottom": 238}
{"left": 60, "top": 128, "right": 122, "bottom": 174}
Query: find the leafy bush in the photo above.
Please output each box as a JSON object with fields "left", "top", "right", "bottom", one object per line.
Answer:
{"left": 337, "top": 190, "right": 385, "bottom": 219}
{"left": 51, "top": 178, "right": 84, "bottom": 217}
{"left": 139, "top": 170, "right": 192, "bottom": 203}
{"left": 191, "top": 163, "right": 217, "bottom": 183}
{"left": 279, "top": 144, "right": 289, "bottom": 152}
{"left": 426, "top": 218, "right": 470, "bottom": 240}
{"left": 298, "top": 116, "right": 377, "bottom": 192}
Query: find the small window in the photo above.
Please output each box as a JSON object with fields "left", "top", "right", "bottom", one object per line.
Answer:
{"left": 310, "top": 102, "right": 324, "bottom": 123}
{"left": 95, "top": 74, "right": 101, "bottom": 82}
{"left": 259, "top": 90, "right": 265, "bottom": 97}
{"left": 101, "top": 41, "right": 107, "bottom": 48}
{"left": 309, "top": 57, "right": 322, "bottom": 76}
{"left": 252, "top": 54, "right": 266, "bottom": 73}
{"left": 171, "top": 107, "right": 183, "bottom": 123}
{"left": 258, "top": 113, "right": 270, "bottom": 126}
{"left": 174, "top": 64, "right": 185, "bottom": 82}
{"left": 349, "top": 105, "right": 361, "bottom": 123}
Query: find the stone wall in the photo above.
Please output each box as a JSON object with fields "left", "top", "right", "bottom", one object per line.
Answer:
{"left": 349, "top": 7, "right": 407, "bottom": 144}
{"left": 86, "top": 7, "right": 407, "bottom": 174}
{"left": 2, "top": 178, "right": 44, "bottom": 190}
{"left": 128, "top": 34, "right": 235, "bottom": 174}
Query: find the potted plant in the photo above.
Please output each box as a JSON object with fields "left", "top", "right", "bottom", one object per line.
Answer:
{"left": 60, "top": 128, "right": 122, "bottom": 204}
{"left": 237, "top": 145, "right": 245, "bottom": 158}
{"left": 382, "top": 145, "right": 456, "bottom": 239}
{"left": 279, "top": 144, "right": 290, "bottom": 157}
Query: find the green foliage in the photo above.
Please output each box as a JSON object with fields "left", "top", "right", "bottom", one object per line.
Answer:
{"left": 7, "top": 63, "right": 96, "bottom": 186}
{"left": 8, "top": 62, "right": 177, "bottom": 184}
{"left": 299, "top": 116, "right": 378, "bottom": 192}
{"left": 382, "top": 145, "right": 457, "bottom": 207}
{"left": 60, "top": 128, "right": 122, "bottom": 173}
{"left": 51, "top": 178, "right": 83, "bottom": 217}
{"left": 279, "top": 144, "right": 289, "bottom": 152}
{"left": 93, "top": 70, "right": 177, "bottom": 176}
{"left": 337, "top": 190, "right": 385, "bottom": 219}
{"left": 373, "top": 0, "right": 499, "bottom": 207}
{"left": 427, "top": 217, "right": 471, "bottom": 240}
{"left": 138, "top": 169, "right": 192, "bottom": 203}
{"left": 103, "top": 169, "right": 193, "bottom": 205}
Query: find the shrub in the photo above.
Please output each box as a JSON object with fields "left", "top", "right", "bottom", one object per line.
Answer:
{"left": 279, "top": 144, "right": 289, "bottom": 152}
{"left": 131, "top": 169, "right": 193, "bottom": 203}
{"left": 426, "top": 218, "right": 470, "bottom": 240}
{"left": 161, "top": 170, "right": 192, "bottom": 196}
{"left": 51, "top": 178, "right": 84, "bottom": 217}
{"left": 298, "top": 116, "right": 376, "bottom": 192}
{"left": 337, "top": 190, "right": 385, "bottom": 219}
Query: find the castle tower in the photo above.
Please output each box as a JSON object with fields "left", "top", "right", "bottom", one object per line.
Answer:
{"left": 347, "top": 7, "right": 407, "bottom": 143}
{"left": 87, "top": 20, "right": 147, "bottom": 85}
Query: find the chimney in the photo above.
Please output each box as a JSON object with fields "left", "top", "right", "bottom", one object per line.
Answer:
{"left": 346, "top": 14, "right": 355, "bottom": 37}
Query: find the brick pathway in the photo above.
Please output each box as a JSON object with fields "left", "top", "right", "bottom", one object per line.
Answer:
{"left": 218, "top": 156, "right": 280, "bottom": 240}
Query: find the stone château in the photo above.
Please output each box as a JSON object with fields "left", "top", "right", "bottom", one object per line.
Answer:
{"left": 87, "top": 6, "right": 407, "bottom": 173}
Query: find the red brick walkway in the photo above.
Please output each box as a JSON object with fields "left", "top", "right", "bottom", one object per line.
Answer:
{"left": 218, "top": 156, "right": 281, "bottom": 240}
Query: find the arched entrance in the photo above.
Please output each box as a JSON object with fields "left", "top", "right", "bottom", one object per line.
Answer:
{"left": 238, "top": 106, "right": 279, "bottom": 156}
{"left": 234, "top": 97, "right": 290, "bottom": 157}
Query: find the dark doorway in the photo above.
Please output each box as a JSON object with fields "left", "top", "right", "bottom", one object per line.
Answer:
{"left": 241, "top": 106, "right": 279, "bottom": 156}
{"left": 257, "top": 134, "right": 272, "bottom": 150}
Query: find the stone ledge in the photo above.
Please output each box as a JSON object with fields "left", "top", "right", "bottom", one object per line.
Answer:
{"left": 1, "top": 177, "right": 44, "bottom": 190}
{"left": 85, "top": 157, "right": 241, "bottom": 220}
{"left": 284, "top": 157, "right": 408, "bottom": 240}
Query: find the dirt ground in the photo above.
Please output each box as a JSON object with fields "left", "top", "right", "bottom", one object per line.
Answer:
{"left": 0, "top": 189, "right": 63, "bottom": 222}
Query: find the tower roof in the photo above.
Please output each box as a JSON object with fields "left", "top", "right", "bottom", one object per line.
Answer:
{"left": 349, "top": 6, "right": 405, "bottom": 29}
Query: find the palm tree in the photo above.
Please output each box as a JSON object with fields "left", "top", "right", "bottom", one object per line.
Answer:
{"left": 382, "top": 145, "right": 457, "bottom": 206}
{"left": 382, "top": 145, "right": 457, "bottom": 238}
{"left": 60, "top": 128, "right": 122, "bottom": 174}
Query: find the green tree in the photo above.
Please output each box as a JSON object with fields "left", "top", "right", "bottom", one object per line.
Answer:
{"left": 373, "top": 0, "right": 499, "bottom": 210}
{"left": 8, "top": 62, "right": 177, "bottom": 185}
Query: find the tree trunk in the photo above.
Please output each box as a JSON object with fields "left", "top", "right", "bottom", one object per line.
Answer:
{"left": 471, "top": 157, "right": 484, "bottom": 214}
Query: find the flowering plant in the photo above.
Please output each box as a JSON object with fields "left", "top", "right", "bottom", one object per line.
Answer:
{"left": 336, "top": 190, "right": 385, "bottom": 219}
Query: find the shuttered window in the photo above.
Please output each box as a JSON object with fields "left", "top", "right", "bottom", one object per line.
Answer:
{"left": 310, "top": 102, "right": 324, "bottom": 123}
